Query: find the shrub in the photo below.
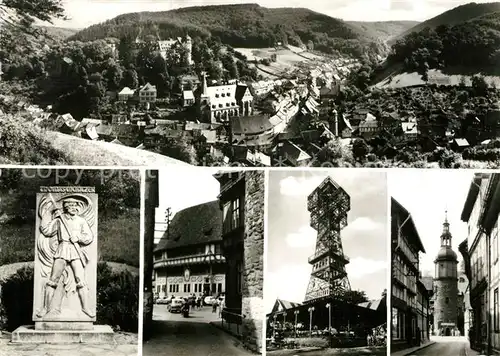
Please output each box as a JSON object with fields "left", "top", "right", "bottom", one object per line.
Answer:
{"left": 96, "top": 262, "right": 139, "bottom": 332}
{"left": 287, "top": 337, "right": 328, "bottom": 348}
{"left": 0, "top": 115, "right": 70, "bottom": 165}
{"left": 0, "top": 263, "right": 138, "bottom": 332}
{"left": 0, "top": 266, "right": 34, "bottom": 331}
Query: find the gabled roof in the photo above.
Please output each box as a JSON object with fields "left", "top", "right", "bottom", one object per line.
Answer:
{"left": 235, "top": 84, "right": 250, "bottom": 101}
{"left": 357, "top": 299, "right": 382, "bottom": 311}
{"left": 119, "top": 87, "right": 135, "bottom": 95}
{"left": 271, "top": 299, "right": 302, "bottom": 313}
{"left": 281, "top": 140, "right": 311, "bottom": 163}
{"left": 232, "top": 115, "right": 273, "bottom": 135}
{"left": 155, "top": 200, "right": 222, "bottom": 252}
{"left": 391, "top": 197, "right": 426, "bottom": 253}
{"left": 140, "top": 83, "right": 156, "bottom": 92}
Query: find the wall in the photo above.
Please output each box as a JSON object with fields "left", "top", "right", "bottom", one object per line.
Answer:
{"left": 434, "top": 279, "right": 458, "bottom": 334}
{"left": 241, "top": 171, "right": 264, "bottom": 353}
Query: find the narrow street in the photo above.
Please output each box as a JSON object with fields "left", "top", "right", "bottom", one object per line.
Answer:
{"left": 143, "top": 304, "right": 255, "bottom": 356}
{"left": 410, "top": 336, "right": 474, "bottom": 356}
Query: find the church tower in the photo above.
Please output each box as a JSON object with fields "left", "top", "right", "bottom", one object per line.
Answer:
{"left": 434, "top": 211, "right": 459, "bottom": 336}
{"left": 184, "top": 34, "right": 193, "bottom": 66}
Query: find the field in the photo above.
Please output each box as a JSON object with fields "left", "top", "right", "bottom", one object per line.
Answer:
{"left": 235, "top": 47, "right": 326, "bottom": 79}
{"left": 374, "top": 69, "right": 500, "bottom": 89}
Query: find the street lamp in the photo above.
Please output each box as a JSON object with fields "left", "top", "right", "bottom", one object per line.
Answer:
{"left": 308, "top": 306, "right": 315, "bottom": 337}
{"left": 326, "top": 303, "right": 332, "bottom": 348}
{"left": 294, "top": 310, "right": 300, "bottom": 338}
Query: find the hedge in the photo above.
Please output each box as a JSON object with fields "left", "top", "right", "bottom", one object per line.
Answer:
{"left": 0, "top": 262, "right": 138, "bottom": 332}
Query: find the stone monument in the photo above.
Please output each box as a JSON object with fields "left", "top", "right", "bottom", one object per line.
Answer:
{"left": 12, "top": 186, "right": 114, "bottom": 343}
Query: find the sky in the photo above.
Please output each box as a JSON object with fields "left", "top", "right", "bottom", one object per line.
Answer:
{"left": 389, "top": 170, "right": 474, "bottom": 276}
{"left": 44, "top": 0, "right": 493, "bottom": 29}
{"left": 154, "top": 167, "right": 221, "bottom": 243}
{"left": 265, "top": 170, "right": 388, "bottom": 313}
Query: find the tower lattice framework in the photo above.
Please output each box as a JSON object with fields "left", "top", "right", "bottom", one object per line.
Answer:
{"left": 304, "top": 176, "right": 351, "bottom": 303}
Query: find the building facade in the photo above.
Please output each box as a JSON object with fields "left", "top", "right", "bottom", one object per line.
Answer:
{"left": 215, "top": 171, "right": 264, "bottom": 353}
{"left": 195, "top": 73, "right": 254, "bottom": 123}
{"left": 139, "top": 83, "right": 157, "bottom": 104}
{"left": 153, "top": 201, "right": 226, "bottom": 299}
{"left": 391, "top": 198, "right": 429, "bottom": 351}
{"left": 461, "top": 173, "right": 500, "bottom": 353}
{"left": 434, "top": 214, "right": 459, "bottom": 336}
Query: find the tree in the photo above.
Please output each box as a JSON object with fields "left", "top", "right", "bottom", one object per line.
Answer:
{"left": 122, "top": 69, "right": 139, "bottom": 89}
{"left": 352, "top": 139, "right": 370, "bottom": 160}
{"left": 0, "top": 0, "right": 66, "bottom": 56}
{"left": 338, "top": 290, "right": 369, "bottom": 305}
{"left": 471, "top": 75, "right": 489, "bottom": 97}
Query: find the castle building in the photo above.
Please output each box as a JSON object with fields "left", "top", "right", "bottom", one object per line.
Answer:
{"left": 434, "top": 212, "right": 459, "bottom": 336}
{"left": 135, "top": 33, "right": 193, "bottom": 66}
{"left": 195, "top": 72, "right": 253, "bottom": 123}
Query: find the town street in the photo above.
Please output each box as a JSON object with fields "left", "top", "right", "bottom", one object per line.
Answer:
{"left": 410, "top": 336, "right": 477, "bottom": 356}
{"left": 142, "top": 304, "right": 254, "bottom": 356}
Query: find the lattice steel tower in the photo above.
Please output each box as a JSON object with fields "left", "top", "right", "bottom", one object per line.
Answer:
{"left": 304, "top": 176, "right": 351, "bottom": 303}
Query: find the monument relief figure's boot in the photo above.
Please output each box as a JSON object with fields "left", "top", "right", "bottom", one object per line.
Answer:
{"left": 36, "top": 282, "right": 56, "bottom": 317}
{"left": 77, "top": 284, "right": 95, "bottom": 318}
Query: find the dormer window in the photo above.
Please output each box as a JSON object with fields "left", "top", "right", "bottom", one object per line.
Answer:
{"left": 215, "top": 94, "right": 219, "bottom": 98}
{"left": 227, "top": 92, "right": 231, "bottom": 97}
{"left": 221, "top": 93, "right": 225, "bottom": 97}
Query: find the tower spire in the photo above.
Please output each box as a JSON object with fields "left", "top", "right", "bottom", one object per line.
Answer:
{"left": 441, "top": 209, "right": 451, "bottom": 247}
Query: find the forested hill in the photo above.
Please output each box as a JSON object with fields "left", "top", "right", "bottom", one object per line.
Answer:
{"left": 387, "top": 9, "right": 500, "bottom": 76}
{"left": 390, "top": 2, "right": 500, "bottom": 44}
{"left": 69, "top": 3, "right": 384, "bottom": 58}
{"left": 347, "top": 21, "right": 419, "bottom": 42}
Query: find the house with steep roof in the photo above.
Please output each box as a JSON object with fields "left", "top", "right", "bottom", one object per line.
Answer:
{"left": 196, "top": 73, "right": 253, "bottom": 123}
{"left": 118, "top": 87, "right": 136, "bottom": 101}
{"left": 139, "top": 83, "right": 157, "bottom": 104}
{"left": 278, "top": 140, "right": 311, "bottom": 167}
{"left": 153, "top": 200, "right": 225, "bottom": 299}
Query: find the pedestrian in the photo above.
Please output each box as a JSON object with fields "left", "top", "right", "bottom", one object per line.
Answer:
{"left": 219, "top": 298, "right": 224, "bottom": 318}
{"left": 212, "top": 299, "right": 218, "bottom": 313}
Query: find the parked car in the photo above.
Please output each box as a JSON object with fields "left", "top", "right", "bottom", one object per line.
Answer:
{"left": 156, "top": 297, "right": 171, "bottom": 305}
{"left": 204, "top": 296, "right": 216, "bottom": 305}
{"left": 168, "top": 298, "right": 184, "bottom": 313}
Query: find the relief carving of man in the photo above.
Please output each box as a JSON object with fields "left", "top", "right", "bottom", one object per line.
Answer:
{"left": 36, "top": 194, "right": 95, "bottom": 318}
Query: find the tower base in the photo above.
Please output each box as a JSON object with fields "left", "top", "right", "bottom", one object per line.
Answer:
{"left": 11, "top": 325, "right": 114, "bottom": 344}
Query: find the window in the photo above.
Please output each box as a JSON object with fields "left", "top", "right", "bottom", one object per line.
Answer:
{"left": 223, "top": 198, "right": 242, "bottom": 233}
{"left": 218, "top": 283, "right": 223, "bottom": 293}
{"left": 195, "top": 284, "right": 198, "bottom": 293}
{"left": 232, "top": 198, "right": 241, "bottom": 230}
{"left": 495, "top": 288, "right": 499, "bottom": 332}
{"left": 162, "top": 285, "right": 166, "bottom": 292}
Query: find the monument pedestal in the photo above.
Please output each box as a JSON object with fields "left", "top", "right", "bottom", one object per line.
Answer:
{"left": 11, "top": 325, "right": 114, "bottom": 344}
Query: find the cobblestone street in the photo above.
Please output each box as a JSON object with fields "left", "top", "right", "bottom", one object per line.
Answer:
{"left": 143, "top": 304, "right": 254, "bottom": 356}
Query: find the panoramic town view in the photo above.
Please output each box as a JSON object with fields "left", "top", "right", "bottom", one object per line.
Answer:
{"left": 4, "top": 1, "right": 500, "bottom": 167}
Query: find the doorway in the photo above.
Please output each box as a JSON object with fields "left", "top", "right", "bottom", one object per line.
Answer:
{"left": 445, "top": 327, "right": 451, "bottom": 336}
